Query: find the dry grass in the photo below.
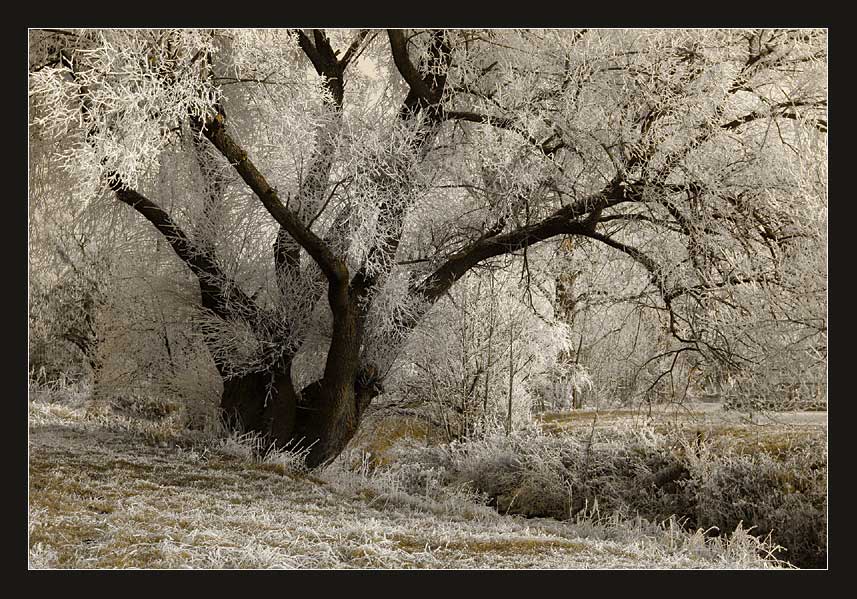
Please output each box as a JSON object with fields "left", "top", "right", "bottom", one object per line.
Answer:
{"left": 28, "top": 397, "right": 783, "bottom": 569}
{"left": 535, "top": 402, "right": 826, "bottom": 450}
{"left": 536, "top": 401, "right": 827, "bottom": 427}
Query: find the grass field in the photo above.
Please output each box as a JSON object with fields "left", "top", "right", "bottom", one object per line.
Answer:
{"left": 28, "top": 393, "right": 822, "bottom": 569}
{"left": 536, "top": 402, "right": 826, "bottom": 453}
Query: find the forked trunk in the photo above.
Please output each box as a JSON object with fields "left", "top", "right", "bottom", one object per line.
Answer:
{"left": 217, "top": 277, "right": 377, "bottom": 468}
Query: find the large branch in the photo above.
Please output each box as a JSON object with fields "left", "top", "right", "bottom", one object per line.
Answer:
{"left": 350, "top": 31, "right": 453, "bottom": 299}
{"left": 269, "top": 29, "right": 364, "bottom": 295}
{"left": 294, "top": 29, "right": 363, "bottom": 108}
{"left": 340, "top": 29, "right": 371, "bottom": 68}
{"left": 444, "top": 110, "right": 551, "bottom": 154}
{"left": 201, "top": 114, "right": 348, "bottom": 285}
{"left": 411, "top": 187, "right": 629, "bottom": 305}
{"left": 573, "top": 227, "right": 773, "bottom": 347}
{"left": 387, "top": 29, "right": 436, "bottom": 103}
{"left": 664, "top": 272, "right": 777, "bottom": 303}
{"left": 110, "top": 182, "right": 257, "bottom": 319}
{"left": 573, "top": 227, "right": 698, "bottom": 344}
{"left": 57, "top": 41, "right": 259, "bottom": 322}
{"left": 575, "top": 228, "right": 664, "bottom": 289}
{"left": 271, "top": 29, "right": 371, "bottom": 288}
{"left": 402, "top": 181, "right": 683, "bottom": 346}
{"left": 295, "top": 28, "right": 370, "bottom": 88}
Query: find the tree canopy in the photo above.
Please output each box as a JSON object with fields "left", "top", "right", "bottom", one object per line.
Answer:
{"left": 29, "top": 28, "right": 828, "bottom": 465}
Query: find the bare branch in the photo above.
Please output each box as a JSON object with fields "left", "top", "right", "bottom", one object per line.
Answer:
{"left": 339, "top": 29, "right": 371, "bottom": 68}
{"left": 387, "top": 29, "right": 436, "bottom": 103}
{"left": 721, "top": 100, "right": 828, "bottom": 132}
{"left": 110, "top": 183, "right": 257, "bottom": 320}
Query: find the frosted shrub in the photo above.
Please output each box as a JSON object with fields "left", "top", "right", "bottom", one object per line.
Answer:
{"left": 448, "top": 425, "right": 685, "bottom": 518}
{"left": 390, "top": 421, "right": 826, "bottom": 567}
{"left": 684, "top": 435, "right": 827, "bottom": 568}
{"left": 28, "top": 377, "right": 92, "bottom": 407}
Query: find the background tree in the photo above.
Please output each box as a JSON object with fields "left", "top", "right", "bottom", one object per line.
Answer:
{"left": 29, "top": 28, "right": 827, "bottom": 467}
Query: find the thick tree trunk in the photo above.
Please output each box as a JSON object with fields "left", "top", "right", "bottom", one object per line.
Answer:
{"left": 218, "top": 367, "right": 373, "bottom": 469}
{"left": 290, "top": 283, "right": 371, "bottom": 468}
{"left": 292, "top": 380, "right": 360, "bottom": 468}
{"left": 220, "top": 371, "right": 272, "bottom": 436}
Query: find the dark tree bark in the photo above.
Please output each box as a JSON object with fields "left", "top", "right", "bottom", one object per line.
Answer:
{"left": 72, "top": 29, "right": 460, "bottom": 468}
{"left": 187, "top": 29, "right": 450, "bottom": 467}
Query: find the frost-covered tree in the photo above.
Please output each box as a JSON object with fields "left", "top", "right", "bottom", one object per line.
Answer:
{"left": 29, "top": 28, "right": 827, "bottom": 466}
{"left": 391, "top": 259, "right": 577, "bottom": 439}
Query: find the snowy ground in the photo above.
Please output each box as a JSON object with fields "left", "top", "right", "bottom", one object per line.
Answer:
{"left": 28, "top": 397, "right": 794, "bottom": 569}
